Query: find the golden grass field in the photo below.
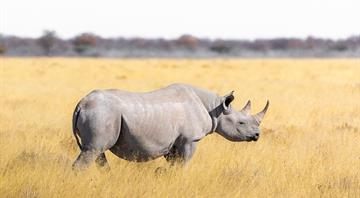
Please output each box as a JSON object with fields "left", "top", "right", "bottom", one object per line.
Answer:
{"left": 1, "top": 58, "right": 360, "bottom": 197}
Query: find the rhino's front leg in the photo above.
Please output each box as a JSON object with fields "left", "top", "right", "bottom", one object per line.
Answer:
{"left": 182, "top": 142, "right": 197, "bottom": 163}
{"left": 165, "top": 141, "right": 197, "bottom": 166}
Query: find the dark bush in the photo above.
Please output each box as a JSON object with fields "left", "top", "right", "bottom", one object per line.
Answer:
{"left": 72, "top": 33, "right": 98, "bottom": 55}
{"left": 210, "top": 40, "right": 231, "bottom": 54}
{"left": 37, "top": 30, "right": 58, "bottom": 56}
{"left": 176, "top": 34, "right": 198, "bottom": 49}
{"left": 0, "top": 43, "right": 6, "bottom": 54}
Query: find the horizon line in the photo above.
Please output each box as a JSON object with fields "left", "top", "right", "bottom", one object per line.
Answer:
{"left": 1, "top": 32, "right": 360, "bottom": 41}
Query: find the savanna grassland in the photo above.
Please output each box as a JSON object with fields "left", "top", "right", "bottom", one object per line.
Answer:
{"left": 1, "top": 58, "right": 360, "bottom": 197}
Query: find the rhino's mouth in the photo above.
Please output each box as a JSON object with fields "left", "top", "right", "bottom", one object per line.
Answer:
{"left": 245, "top": 135, "right": 258, "bottom": 142}
{"left": 235, "top": 128, "right": 259, "bottom": 142}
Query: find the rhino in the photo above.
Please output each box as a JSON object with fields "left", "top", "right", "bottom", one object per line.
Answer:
{"left": 72, "top": 83, "right": 269, "bottom": 170}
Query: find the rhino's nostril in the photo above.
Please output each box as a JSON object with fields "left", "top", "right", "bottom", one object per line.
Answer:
{"left": 255, "top": 133, "right": 259, "bottom": 137}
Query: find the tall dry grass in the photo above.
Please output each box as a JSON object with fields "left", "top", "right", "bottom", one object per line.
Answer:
{"left": 0, "top": 58, "right": 360, "bottom": 197}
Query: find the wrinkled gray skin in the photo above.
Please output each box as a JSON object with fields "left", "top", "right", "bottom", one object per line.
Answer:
{"left": 72, "top": 83, "right": 269, "bottom": 170}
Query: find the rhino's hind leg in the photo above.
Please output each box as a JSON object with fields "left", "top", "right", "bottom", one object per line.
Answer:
{"left": 95, "top": 153, "right": 110, "bottom": 171}
{"left": 72, "top": 150, "right": 101, "bottom": 171}
{"left": 72, "top": 115, "right": 122, "bottom": 171}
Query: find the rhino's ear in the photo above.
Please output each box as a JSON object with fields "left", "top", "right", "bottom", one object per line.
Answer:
{"left": 222, "top": 91, "right": 234, "bottom": 113}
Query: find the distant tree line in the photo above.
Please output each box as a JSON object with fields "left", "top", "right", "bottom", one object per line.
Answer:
{"left": 0, "top": 31, "right": 359, "bottom": 57}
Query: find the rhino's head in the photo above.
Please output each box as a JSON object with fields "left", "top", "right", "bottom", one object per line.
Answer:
{"left": 214, "top": 91, "right": 269, "bottom": 142}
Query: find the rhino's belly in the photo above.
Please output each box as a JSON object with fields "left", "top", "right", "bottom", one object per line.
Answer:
{"left": 109, "top": 139, "right": 173, "bottom": 162}
{"left": 108, "top": 107, "right": 182, "bottom": 162}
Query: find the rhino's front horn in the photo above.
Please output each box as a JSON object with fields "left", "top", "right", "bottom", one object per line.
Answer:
{"left": 254, "top": 100, "right": 269, "bottom": 124}
{"left": 241, "top": 100, "right": 251, "bottom": 115}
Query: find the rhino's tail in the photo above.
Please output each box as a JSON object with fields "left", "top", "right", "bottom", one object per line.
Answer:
{"left": 72, "top": 103, "right": 83, "bottom": 151}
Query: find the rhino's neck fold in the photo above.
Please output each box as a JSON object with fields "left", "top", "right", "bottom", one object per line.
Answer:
{"left": 190, "top": 86, "right": 224, "bottom": 132}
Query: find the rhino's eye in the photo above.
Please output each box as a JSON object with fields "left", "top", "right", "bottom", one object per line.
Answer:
{"left": 239, "top": 121, "right": 245, "bottom": 125}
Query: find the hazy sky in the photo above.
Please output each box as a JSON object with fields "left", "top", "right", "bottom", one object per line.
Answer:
{"left": 1, "top": 0, "right": 359, "bottom": 39}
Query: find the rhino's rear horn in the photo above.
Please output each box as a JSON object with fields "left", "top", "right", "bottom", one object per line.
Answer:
{"left": 254, "top": 100, "right": 269, "bottom": 124}
{"left": 240, "top": 100, "right": 251, "bottom": 115}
